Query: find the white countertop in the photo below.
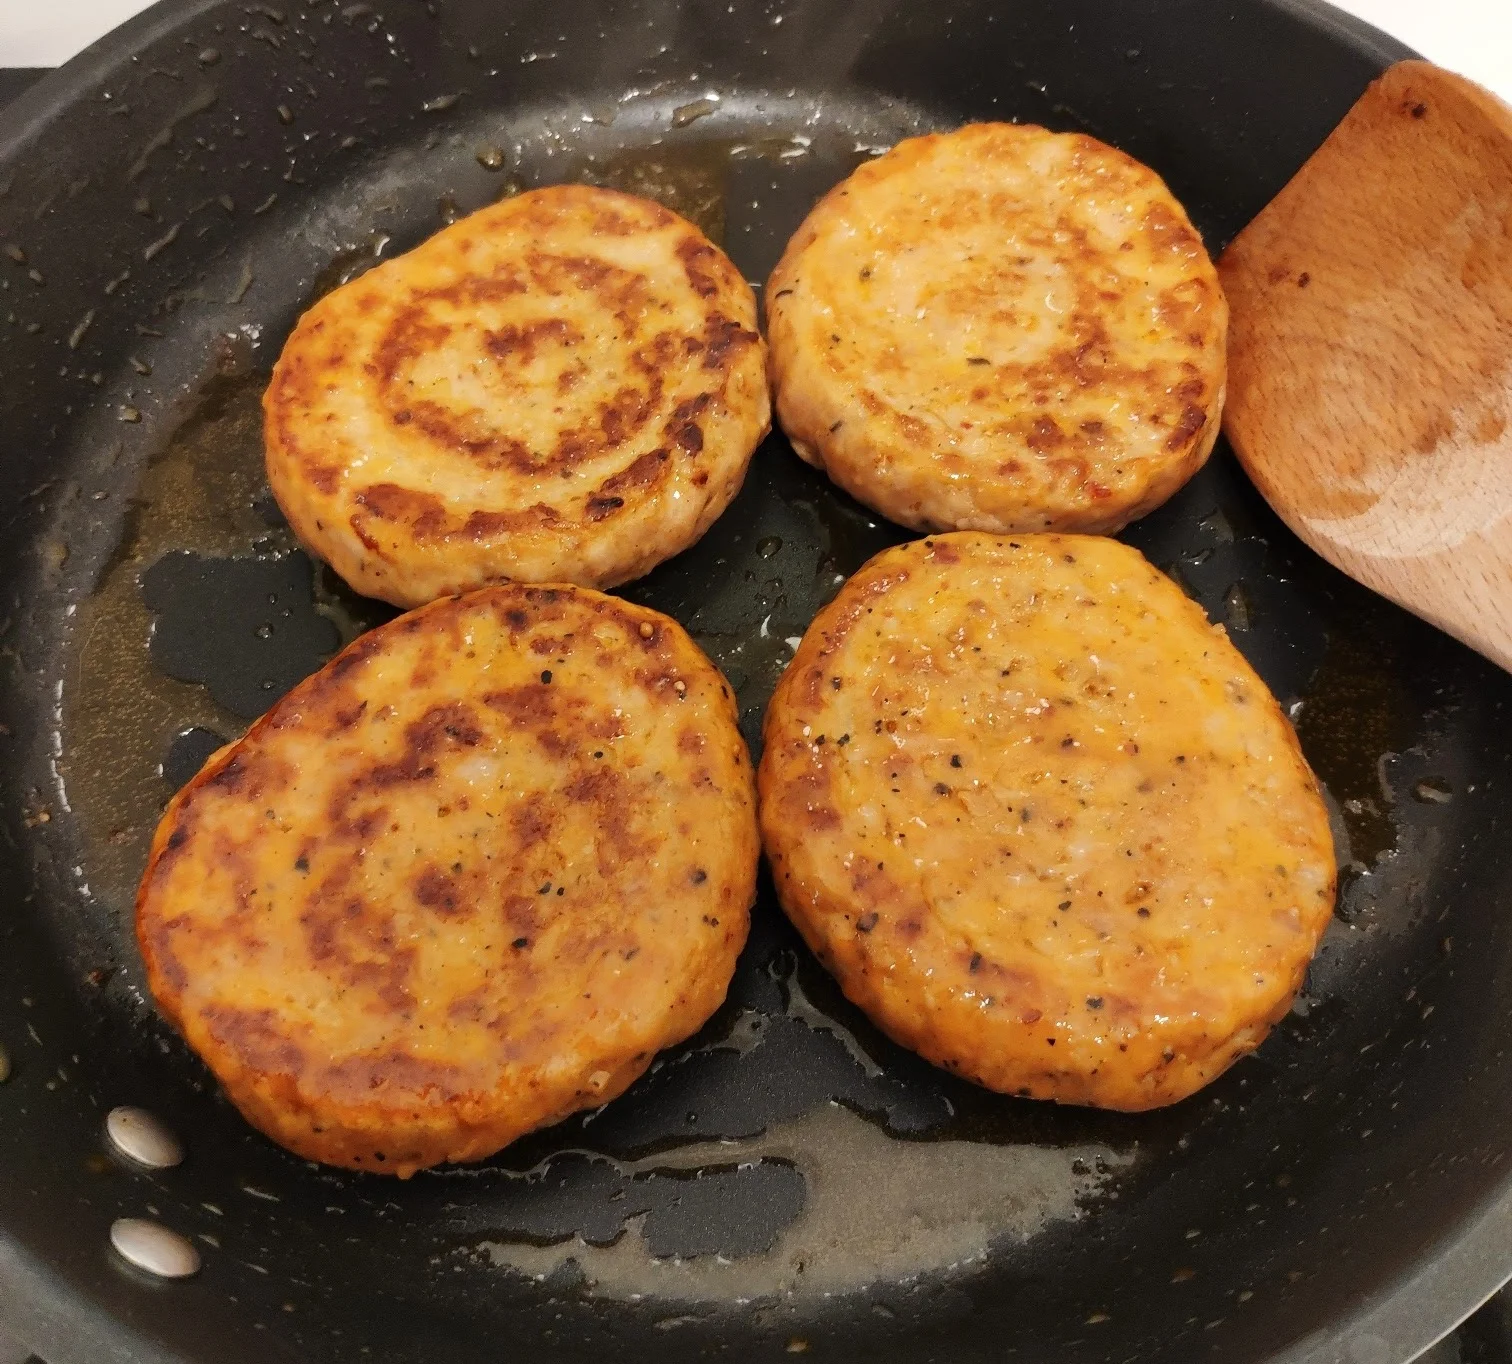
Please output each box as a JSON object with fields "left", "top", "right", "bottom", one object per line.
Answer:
{"left": 1, "top": 0, "right": 1509, "bottom": 99}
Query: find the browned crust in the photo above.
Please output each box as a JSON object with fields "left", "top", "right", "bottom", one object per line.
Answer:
{"left": 765, "top": 123, "right": 1226, "bottom": 536}
{"left": 757, "top": 533, "right": 1335, "bottom": 1111}
{"left": 137, "top": 584, "right": 759, "bottom": 1175}
{"left": 264, "top": 185, "right": 769, "bottom": 607}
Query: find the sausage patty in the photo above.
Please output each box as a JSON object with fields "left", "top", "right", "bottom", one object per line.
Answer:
{"left": 136, "top": 585, "right": 758, "bottom": 1175}
{"left": 766, "top": 123, "right": 1227, "bottom": 535}
{"left": 758, "top": 533, "right": 1334, "bottom": 1110}
{"left": 265, "top": 185, "right": 770, "bottom": 608}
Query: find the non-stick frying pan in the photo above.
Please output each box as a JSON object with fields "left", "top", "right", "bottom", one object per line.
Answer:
{"left": 2, "top": 2, "right": 1510, "bottom": 1361}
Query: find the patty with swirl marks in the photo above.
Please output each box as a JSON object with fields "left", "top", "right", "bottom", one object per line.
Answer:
{"left": 264, "top": 185, "right": 769, "bottom": 608}
{"left": 136, "top": 584, "right": 759, "bottom": 1175}
{"left": 766, "top": 123, "right": 1226, "bottom": 536}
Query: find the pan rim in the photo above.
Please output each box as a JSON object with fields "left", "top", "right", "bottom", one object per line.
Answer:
{"left": 6, "top": 3, "right": 1507, "bottom": 1364}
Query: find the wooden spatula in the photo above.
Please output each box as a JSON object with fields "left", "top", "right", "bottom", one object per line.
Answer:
{"left": 1220, "top": 60, "right": 1512, "bottom": 671}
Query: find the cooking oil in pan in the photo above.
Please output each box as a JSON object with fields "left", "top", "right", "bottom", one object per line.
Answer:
{"left": 1290, "top": 610, "right": 1452, "bottom": 944}
{"left": 470, "top": 1101, "right": 1129, "bottom": 1304}
{"left": 583, "top": 142, "right": 731, "bottom": 244}
{"left": 61, "top": 367, "right": 277, "bottom": 914}
{"left": 1295, "top": 630, "right": 1414, "bottom": 877}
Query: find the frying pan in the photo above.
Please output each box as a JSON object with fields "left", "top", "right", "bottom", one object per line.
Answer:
{"left": 2, "top": 2, "right": 1510, "bottom": 1362}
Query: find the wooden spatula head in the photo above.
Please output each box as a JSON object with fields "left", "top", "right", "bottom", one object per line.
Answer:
{"left": 1220, "top": 60, "right": 1512, "bottom": 671}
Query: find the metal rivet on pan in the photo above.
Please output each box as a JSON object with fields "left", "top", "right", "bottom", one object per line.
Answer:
{"left": 106, "top": 1106, "right": 185, "bottom": 1170}
{"left": 109, "top": 1218, "right": 201, "bottom": 1279}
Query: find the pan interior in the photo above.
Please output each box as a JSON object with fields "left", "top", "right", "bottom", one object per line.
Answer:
{"left": 1, "top": 4, "right": 1508, "bottom": 1364}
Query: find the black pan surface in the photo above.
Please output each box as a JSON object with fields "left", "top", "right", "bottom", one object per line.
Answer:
{"left": 2, "top": 3, "right": 1511, "bottom": 1363}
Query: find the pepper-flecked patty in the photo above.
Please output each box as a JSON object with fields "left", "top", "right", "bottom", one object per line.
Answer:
{"left": 137, "top": 585, "right": 758, "bottom": 1175}
{"left": 766, "top": 123, "right": 1227, "bottom": 536}
{"left": 265, "top": 184, "right": 770, "bottom": 608}
{"left": 758, "top": 533, "right": 1333, "bottom": 1111}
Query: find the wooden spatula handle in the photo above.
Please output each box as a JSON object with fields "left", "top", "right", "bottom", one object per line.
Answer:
{"left": 1220, "top": 61, "right": 1512, "bottom": 672}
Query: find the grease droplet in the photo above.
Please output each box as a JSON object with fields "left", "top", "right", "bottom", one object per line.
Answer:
{"left": 672, "top": 97, "right": 719, "bottom": 128}
{"left": 1412, "top": 777, "right": 1452, "bottom": 805}
{"left": 1223, "top": 581, "right": 1252, "bottom": 631}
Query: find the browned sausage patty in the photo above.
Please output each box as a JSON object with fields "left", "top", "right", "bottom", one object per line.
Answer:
{"left": 766, "top": 123, "right": 1227, "bottom": 535}
{"left": 759, "top": 533, "right": 1334, "bottom": 1110}
{"left": 265, "top": 185, "right": 769, "bottom": 608}
{"left": 136, "top": 585, "right": 758, "bottom": 1175}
